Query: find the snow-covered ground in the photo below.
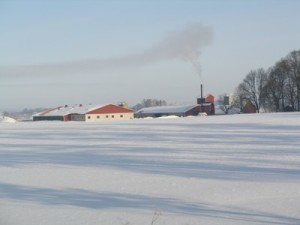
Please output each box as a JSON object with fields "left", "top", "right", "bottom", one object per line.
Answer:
{"left": 1, "top": 112, "right": 300, "bottom": 225}
{"left": 0, "top": 116, "right": 17, "bottom": 123}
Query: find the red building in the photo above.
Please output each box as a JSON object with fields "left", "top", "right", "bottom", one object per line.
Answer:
{"left": 242, "top": 101, "right": 257, "bottom": 113}
{"left": 197, "top": 94, "right": 215, "bottom": 115}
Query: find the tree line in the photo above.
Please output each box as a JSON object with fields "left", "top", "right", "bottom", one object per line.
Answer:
{"left": 132, "top": 99, "right": 167, "bottom": 111}
{"left": 233, "top": 50, "right": 300, "bottom": 113}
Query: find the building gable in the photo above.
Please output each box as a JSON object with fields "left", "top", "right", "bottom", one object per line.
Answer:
{"left": 205, "top": 94, "right": 215, "bottom": 103}
{"left": 86, "top": 104, "right": 133, "bottom": 114}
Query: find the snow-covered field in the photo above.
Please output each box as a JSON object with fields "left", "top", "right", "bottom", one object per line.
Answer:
{"left": 1, "top": 113, "right": 300, "bottom": 225}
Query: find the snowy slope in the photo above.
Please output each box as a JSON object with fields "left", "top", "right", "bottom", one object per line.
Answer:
{"left": 0, "top": 113, "right": 300, "bottom": 225}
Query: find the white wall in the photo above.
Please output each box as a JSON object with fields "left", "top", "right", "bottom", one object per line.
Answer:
{"left": 85, "top": 113, "right": 134, "bottom": 122}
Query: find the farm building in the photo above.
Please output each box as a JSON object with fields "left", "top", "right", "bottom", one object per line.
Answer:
{"left": 135, "top": 94, "right": 215, "bottom": 118}
{"left": 197, "top": 94, "right": 215, "bottom": 115}
{"left": 242, "top": 101, "right": 257, "bottom": 113}
{"left": 134, "top": 105, "right": 201, "bottom": 118}
{"left": 33, "top": 104, "right": 134, "bottom": 122}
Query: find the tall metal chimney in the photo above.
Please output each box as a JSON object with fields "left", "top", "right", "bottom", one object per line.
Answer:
{"left": 201, "top": 84, "right": 203, "bottom": 100}
{"left": 197, "top": 83, "right": 206, "bottom": 105}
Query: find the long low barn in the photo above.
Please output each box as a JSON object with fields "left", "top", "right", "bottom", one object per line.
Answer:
{"left": 33, "top": 104, "right": 134, "bottom": 122}
{"left": 134, "top": 104, "right": 201, "bottom": 118}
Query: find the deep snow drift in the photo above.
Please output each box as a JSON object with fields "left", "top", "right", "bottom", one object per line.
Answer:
{"left": 0, "top": 112, "right": 300, "bottom": 225}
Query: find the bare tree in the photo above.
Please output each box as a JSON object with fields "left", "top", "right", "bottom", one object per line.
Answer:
{"left": 235, "top": 50, "right": 300, "bottom": 112}
{"left": 142, "top": 99, "right": 167, "bottom": 108}
{"left": 285, "top": 50, "right": 300, "bottom": 111}
{"left": 238, "top": 68, "right": 268, "bottom": 113}
{"left": 217, "top": 93, "right": 238, "bottom": 114}
{"left": 132, "top": 99, "right": 167, "bottom": 111}
{"left": 284, "top": 63, "right": 297, "bottom": 111}
{"left": 264, "top": 61, "right": 287, "bottom": 112}
{"left": 234, "top": 84, "right": 248, "bottom": 112}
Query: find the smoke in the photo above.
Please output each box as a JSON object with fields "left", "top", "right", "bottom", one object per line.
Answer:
{"left": 1, "top": 23, "right": 213, "bottom": 79}
{"left": 152, "top": 22, "right": 213, "bottom": 78}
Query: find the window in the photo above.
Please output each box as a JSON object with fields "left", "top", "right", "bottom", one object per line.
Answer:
{"left": 87, "top": 116, "right": 91, "bottom": 119}
{"left": 106, "top": 115, "right": 109, "bottom": 118}
{"left": 120, "top": 115, "right": 123, "bottom": 118}
{"left": 97, "top": 116, "right": 100, "bottom": 119}
{"left": 112, "top": 115, "right": 114, "bottom": 118}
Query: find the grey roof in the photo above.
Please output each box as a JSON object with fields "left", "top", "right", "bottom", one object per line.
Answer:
{"left": 34, "top": 104, "right": 106, "bottom": 117}
{"left": 136, "top": 105, "right": 199, "bottom": 115}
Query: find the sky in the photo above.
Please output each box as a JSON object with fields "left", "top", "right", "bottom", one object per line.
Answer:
{"left": 1, "top": 0, "right": 300, "bottom": 111}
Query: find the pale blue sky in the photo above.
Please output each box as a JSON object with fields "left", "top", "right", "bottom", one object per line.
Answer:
{"left": 1, "top": 0, "right": 300, "bottom": 111}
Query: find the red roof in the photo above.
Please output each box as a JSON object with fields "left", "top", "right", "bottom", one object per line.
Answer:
{"left": 86, "top": 104, "right": 133, "bottom": 114}
{"left": 205, "top": 94, "right": 214, "bottom": 103}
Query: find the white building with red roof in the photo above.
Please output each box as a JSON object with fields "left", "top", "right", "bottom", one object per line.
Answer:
{"left": 33, "top": 104, "right": 134, "bottom": 122}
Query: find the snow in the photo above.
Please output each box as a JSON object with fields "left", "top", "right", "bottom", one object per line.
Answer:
{"left": 157, "top": 115, "right": 180, "bottom": 119}
{"left": 214, "top": 105, "right": 240, "bottom": 115}
{"left": 34, "top": 104, "right": 106, "bottom": 116}
{"left": 1, "top": 112, "right": 300, "bottom": 225}
{"left": 136, "top": 104, "right": 199, "bottom": 114}
{"left": 0, "top": 116, "right": 17, "bottom": 123}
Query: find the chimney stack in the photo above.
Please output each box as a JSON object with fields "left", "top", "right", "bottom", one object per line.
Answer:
{"left": 197, "top": 84, "right": 206, "bottom": 104}
{"left": 201, "top": 84, "right": 203, "bottom": 99}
